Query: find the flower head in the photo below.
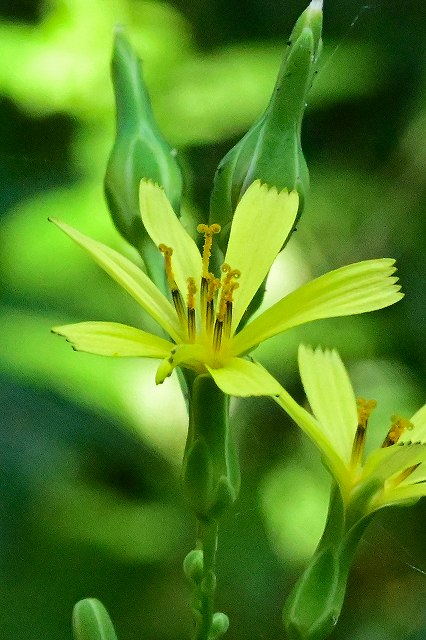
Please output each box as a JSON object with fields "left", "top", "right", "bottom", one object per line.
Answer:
{"left": 276, "top": 345, "right": 426, "bottom": 517}
{"left": 51, "top": 180, "right": 403, "bottom": 398}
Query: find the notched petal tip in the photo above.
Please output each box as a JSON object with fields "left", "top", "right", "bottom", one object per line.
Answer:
{"left": 51, "top": 326, "right": 79, "bottom": 350}
{"left": 139, "top": 178, "right": 166, "bottom": 205}
{"left": 299, "top": 343, "right": 337, "bottom": 362}
{"left": 51, "top": 325, "right": 66, "bottom": 336}
{"left": 140, "top": 176, "right": 162, "bottom": 190}
{"left": 247, "top": 179, "right": 299, "bottom": 201}
{"left": 51, "top": 326, "right": 79, "bottom": 351}
{"left": 383, "top": 257, "right": 396, "bottom": 267}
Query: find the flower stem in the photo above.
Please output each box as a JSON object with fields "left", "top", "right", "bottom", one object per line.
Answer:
{"left": 182, "top": 375, "right": 238, "bottom": 640}
{"left": 194, "top": 519, "right": 219, "bottom": 640}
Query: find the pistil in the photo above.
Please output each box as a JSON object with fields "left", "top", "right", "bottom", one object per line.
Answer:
{"left": 198, "top": 224, "right": 221, "bottom": 279}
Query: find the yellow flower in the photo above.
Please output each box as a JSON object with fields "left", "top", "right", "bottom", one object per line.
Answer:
{"left": 51, "top": 180, "right": 403, "bottom": 397}
{"left": 276, "top": 345, "right": 426, "bottom": 514}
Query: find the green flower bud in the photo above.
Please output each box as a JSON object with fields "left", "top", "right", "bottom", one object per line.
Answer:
{"left": 283, "top": 486, "right": 377, "bottom": 640}
{"left": 72, "top": 599, "right": 118, "bottom": 640}
{"left": 104, "top": 28, "right": 183, "bottom": 252}
{"left": 210, "top": 0, "right": 323, "bottom": 251}
{"left": 182, "top": 375, "right": 240, "bottom": 521}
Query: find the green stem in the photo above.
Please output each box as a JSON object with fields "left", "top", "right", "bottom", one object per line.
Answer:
{"left": 182, "top": 375, "right": 239, "bottom": 640}
{"left": 195, "top": 519, "right": 219, "bottom": 640}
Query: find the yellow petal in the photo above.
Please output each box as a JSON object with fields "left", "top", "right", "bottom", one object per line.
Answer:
{"left": 52, "top": 321, "right": 174, "bottom": 358}
{"left": 155, "top": 343, "right": 208, "bottom": 384}
{"left": 398, "top": 462, "right": 426, "bottom": 486}
{"left": 232, "top": 258, "right": 403, "bottom": 355}
{"left": 400, "top": 403, "right": 426, "bottom": 443}
{"left": 297, "top": 345, "right": 357, "bottom": 464}
{"left": 364, "top": 443, "right": 426, "bottom": 509}
{"left": 273, "top": 384, "right": 349, "bottom": 492}
{"left": 363, "top": 442, "right": 426, "bottom": 483}
{"left": 139, "top": 180, "right": 202, "bottom": 297}
{"left": 224, "top": 180, "right": 299, "bottom": 332}
{"left": 376, "top": 483, "right": 426, "bottom": 507}
{"left": 206, "top": 358, "right": 282, "bottom": 396}
{"left": 50, "top": 218, "right": 183, "bottom": 342}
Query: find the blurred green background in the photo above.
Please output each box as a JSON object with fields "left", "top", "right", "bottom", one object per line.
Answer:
{"left": 0, "top": 0, "right": 425, "bottom": 639}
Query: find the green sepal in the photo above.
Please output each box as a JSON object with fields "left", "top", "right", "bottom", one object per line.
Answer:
{"left": 344, "top": 475, "right": 382, "bottom": 532}
{"left": 210, "top": 0, "right": 323, "bottom": 253}
{"left": 182, "top": 375, "right": 240, "bottom": 521}
{"left": 104, "top": 28, "right": 183, "bottom": 254}
{"left": 72, "top": 598, "right": 118, "bottom": 640}
{"left": 283, "top": 484, "right": 377, "bottom": 640}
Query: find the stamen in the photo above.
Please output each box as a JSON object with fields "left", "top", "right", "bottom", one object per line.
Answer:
{"left": 393, "top": 463, "right": 421, "bottom": 487}
{"left": 213, "top": 271, "right": 239, "bottom": 349}
{"left": 351, "top": 398, "right": 377, "bottom": 468}
{"left": 197, "top": 223, "right": 221, "bottom": 279}
{"left": 208, "top": 277, "right": 221, "bottom": 300}
{"left": 213, "top": 319, "right": 223, "bottom": 352}
{"left": 223, "top": 282, "right": 239, "bottom": 338}
{"left": 385, "top": 461, "right": 421, "bottom": 491}
{"left": 381, "top": 415, "right": 414, "bottom": 448}
{"left": 187, "top": 277, "right": 197, "bottom": 341}
{"left": 172, "top": 290, "right": 186, "bottom": 326}
{"left": 159, "top": 244, "right": 186, "bottom": 327}
{"left": 217, "top": 264, "right": 240, "bottom": 322}
{"left": 357, "top": 397, "right": 377, "bottom": 429}
{"left": 159, "top": 244, "right": 177, "bottom": 290}
{"left": 206, "top": 277, "right": 220, "bottom": 333}
{"left": 187, "top": 277, "right": 197, "bottom": 310}
{"left": 197, "top": 224, "right": 222, "bottom": 335}
{"left": 187, "top": 308, "right": 196, "bottom": 341}
{"left": 221, "top": 264, "right": 241, "bottom": 287}
{"left": 200, "top": 276, "right": 209, "bottom": 322}
{"left": 224, "top": 300, "right": 232, "bottom": 337}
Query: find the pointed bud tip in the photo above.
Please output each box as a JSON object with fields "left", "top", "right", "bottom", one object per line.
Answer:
{"left": 112, "top": 24, "right": 126, "bottom": 42}
{"left": 309, "top": 0, "right": 323, "bottom": 12}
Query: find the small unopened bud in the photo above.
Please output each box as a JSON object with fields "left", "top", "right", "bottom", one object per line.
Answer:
{"left": 210, "top": 0, "right": 323, "bottom": 251}
{"left": 104, "top": 29, "right": 182, "bottom": 251}
{"left": 283, "top": 485, "right": 376, "bottom": 640}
